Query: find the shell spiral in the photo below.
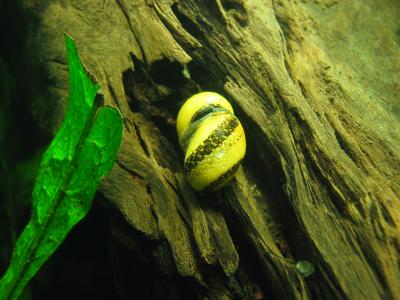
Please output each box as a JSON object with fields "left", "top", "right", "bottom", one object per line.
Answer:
{"left": 176, "top": 92, "right": 246, "bottom": 192}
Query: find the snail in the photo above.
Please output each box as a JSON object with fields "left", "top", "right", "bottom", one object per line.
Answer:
{"left": 176, "top": 92, "right": 246, "bottom": 192}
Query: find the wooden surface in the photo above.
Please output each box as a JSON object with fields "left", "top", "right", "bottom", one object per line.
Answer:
{"left": 21, "top": 0, "right": 400, "bottom": 298}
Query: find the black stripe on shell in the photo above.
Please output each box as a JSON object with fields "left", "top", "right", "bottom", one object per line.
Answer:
{"left": 190, "top": 104, "right": 227, "bottom": 124}
{"left": 184, "top": 115, "right": 239, "bottom": 174}
{"left": 202, "top": 159, "right": 242, "bottom": 192}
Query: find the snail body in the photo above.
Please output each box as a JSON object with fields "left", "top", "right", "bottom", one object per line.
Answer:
{"left": 176, "top": 92, "right": 246, "bottom": 192}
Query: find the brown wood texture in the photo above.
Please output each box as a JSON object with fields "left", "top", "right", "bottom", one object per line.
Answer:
{"left": 21, "top": 0, "right": 399, "bottom": 299}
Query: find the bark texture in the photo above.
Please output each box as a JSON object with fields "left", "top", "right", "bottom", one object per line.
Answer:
{"left": 19, "top": 0, "right": 400, "bottom": 299}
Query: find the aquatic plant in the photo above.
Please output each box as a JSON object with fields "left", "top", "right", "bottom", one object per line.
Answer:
{"left": 0, "top": 34, "right": 123, "bottom": 300}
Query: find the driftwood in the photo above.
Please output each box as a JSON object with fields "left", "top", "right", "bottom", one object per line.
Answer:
{"left": 18, "top": 0, "right": 400, "bottom": 298}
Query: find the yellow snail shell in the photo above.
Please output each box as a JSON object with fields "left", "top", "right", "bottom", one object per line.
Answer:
{"left": 176, "top": 92, "right": 246, "bottom": 192}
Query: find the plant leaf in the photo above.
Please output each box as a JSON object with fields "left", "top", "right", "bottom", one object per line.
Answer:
{"left": 0, "top": 34, "right": 123, "bottom": 300}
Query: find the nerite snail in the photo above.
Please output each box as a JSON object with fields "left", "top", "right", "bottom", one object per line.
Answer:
{"left": 176, "top": 92, "right": 246, "bottom": 192}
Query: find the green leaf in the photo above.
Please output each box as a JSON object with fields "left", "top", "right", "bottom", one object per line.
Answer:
{"left": 0, "top": 34, "right": 123, "bottom": 300}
